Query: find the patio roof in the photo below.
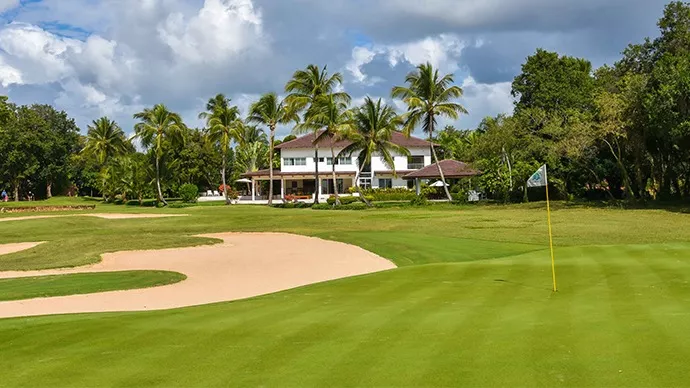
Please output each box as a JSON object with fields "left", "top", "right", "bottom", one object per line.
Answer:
{"left": 403, "top": 160, "right": 480, "bottom": 180}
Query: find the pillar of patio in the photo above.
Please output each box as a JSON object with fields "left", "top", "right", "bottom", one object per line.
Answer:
{"left": 251, "top": 178, "right": 256, "bottom": 202}
{"left": 281, "top": 177, "right": 286, "bottom": 200}
{"left": 415, "top": 178, "right": 421, "bottom": 195}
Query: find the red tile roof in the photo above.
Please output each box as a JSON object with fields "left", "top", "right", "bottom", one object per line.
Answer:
{"left": 276, "top": 131, "right": 432, "bottom": 149}
{"left": 403, "top": 160, "right": 481, "bottom": 179}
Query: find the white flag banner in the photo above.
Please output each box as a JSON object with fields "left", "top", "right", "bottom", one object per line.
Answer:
{"left": 527, "top": 165, "right": 548, "bottom": 188}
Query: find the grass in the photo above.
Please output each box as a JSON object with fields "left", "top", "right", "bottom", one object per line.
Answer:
{"left": 1, "top": 198, "right": 690, "bottom": 386}
{"left": 0, "top": 271, "right": 186, "bottom": 301}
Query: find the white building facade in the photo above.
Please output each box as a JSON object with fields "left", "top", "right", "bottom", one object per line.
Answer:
{"left": 243, "top": 131, "right": 433, "bottom": 201}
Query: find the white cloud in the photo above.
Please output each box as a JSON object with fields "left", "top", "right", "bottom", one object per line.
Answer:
{"left": 0, "top": 0, "right": 269, "bottom": 130}
{"left": 346, "top": 34, "right": 466, "bottom": 85}
{"left": 158, "top": 0, "right": 265, "bottom": 65}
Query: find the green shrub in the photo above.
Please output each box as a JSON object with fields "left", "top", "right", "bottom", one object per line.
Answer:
{"left": 168, "top": 202, "right": 195, "bottom": 209}
{"left": 410, "top": 195, "right": 429, "bottom": 206}
{"left": 179, "top": 184, "right": 199, "bottom": 203}
{"left": 340, "top": 202, "right": 368, "bottom": 210}
{"left": 326, "top": 195, "right": 362, "bottom": 205}
{"left": 311, "top": 203, "right": 332, "bottom": 210}
{"left": 295, "top": 202, "right": 312, "bottom": 208}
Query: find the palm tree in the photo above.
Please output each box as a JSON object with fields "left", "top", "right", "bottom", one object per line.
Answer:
{"left": 83, "top": 117, "right": 129, "bottom": 165}
{"left": 339, "top": 97, "right": 410, "bottom": 206}
{"left": 298, "top": 94, "right": 352, "bottom": 205}
{"left": 133, "top": 104, "right": 186, "bottom": 206}
{"left": 247, "top": 92, "right": 300, "bottom": 205}
{"left": 198, "top": 94, "right": 231, "bottom": 122}
{"left": 392, "top": 62, "right": 468, "bottom": 201}
{"left": 285, "top": 64, "right": 348, "bottom": 203}
{"left": 235, "top": 122, "right": 268, "bottom": 146}
{"left": 207, "top": 104, "right": 241, "bottom": 204}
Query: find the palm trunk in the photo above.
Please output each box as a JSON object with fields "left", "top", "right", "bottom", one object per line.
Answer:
{"left": 155, "top": 156, "right": 167, "bottom": 206}
{"left": 46, "top": 181, "right": 53, "bottom": 199}
{"left": 428, "top": 115, "right": 452, "bottom": 201}
{"left": 330, "top": 144, "right": 340, "bottom": 205}
{"left": 356, "top": 159, "right": 372, "bottom": 207}
{"left": 268, "top": 127, "right": 275, "bottom": 206}
{"left": 314, "top": 145, "right": 320, "bottom": 204}
{"left": 222, "top": 153, "right": 229, "bottom": 205}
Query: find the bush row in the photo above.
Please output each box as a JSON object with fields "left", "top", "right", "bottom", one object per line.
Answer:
{"left": 272, "top": 202, "right": 313, "bottom": 209}
{"left": 312, "top": 202, "right": 369, "bottom": 211}
{"left": 326, "top": 195, "right": 374, "bottom": 205}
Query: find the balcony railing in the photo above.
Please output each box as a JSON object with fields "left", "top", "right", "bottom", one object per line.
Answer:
{"left": 407, "top": 163, "right": 425, "bottom": 170}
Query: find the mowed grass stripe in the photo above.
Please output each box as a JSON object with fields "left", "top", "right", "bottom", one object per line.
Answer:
{"left": 319, "top": 264, "right": 494, "bottom": 386}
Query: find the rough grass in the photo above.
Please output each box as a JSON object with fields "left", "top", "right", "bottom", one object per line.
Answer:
{"left": 0, "top": 271, "right": 186, "bottom": 301}
{"left": 1, "top": 199, "right": 690, "bottom": 386}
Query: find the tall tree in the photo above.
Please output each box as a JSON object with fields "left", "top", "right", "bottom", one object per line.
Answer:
{"left": 392, "top": 62, "right": 468, "bottom": 201}
{"left": 340, "top": 97, "right": 409, "bottom": 206}
{"left": 83, "top": 117, "right": 129, "bottom": 165}
{"left": 32, "top": 105, "right": 80, "bottom": 198}
{"left": 198, "top": 94, "right": 231, "bottom": 122}
{"left": 207, "top": 104, "right": 241, "bottom": 204}
{"left": 133, "top": 104, "right": 186, "bottom": 206}
{"left": 298, "top": 94, "right": 352, "bottom": 205}
{"left": 285, "top": 64, "right": 348, "bottom": 203}
{"left": 0, "top": 104, "right": 41, "bottom": 201}
{"left": 247, "top": 92, "right": 299, "bottom": 205}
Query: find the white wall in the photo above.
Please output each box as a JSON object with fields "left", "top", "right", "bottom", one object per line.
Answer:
{"left": 281, "top": 146, "right": 432, "bottom": 174}
{"left": 370, "top": 147, "right": 431, "bottom": 172}
{"left": 281, "top": 148, "right": 359, "bottom": 173}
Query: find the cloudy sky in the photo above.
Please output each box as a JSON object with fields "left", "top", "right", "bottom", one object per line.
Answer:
{"left": 0, "top": 0, "right": 668, "bottom": 138}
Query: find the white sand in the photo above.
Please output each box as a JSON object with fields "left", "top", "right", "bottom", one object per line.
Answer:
{"left": 0, "top": 233, "right": 396, "bottom": 319}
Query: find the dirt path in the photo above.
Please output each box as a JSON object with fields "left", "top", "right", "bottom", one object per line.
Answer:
{"left": 0, "top": 233, "right": 396, "bottom": 319}
{"left": 0, "top": 214, "right": 187, "bottom": 222}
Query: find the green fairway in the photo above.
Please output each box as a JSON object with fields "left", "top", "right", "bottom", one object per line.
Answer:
{"left": 0, "top": 271, "right": 185, "bottom": 301}
{"left": 1, "top": 200, "right": 690, "bottom": 386}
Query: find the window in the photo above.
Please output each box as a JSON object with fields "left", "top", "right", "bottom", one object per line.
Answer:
{"left": 407, "top": 156, "right": 425, "bottom": 169}
{"left": 378, "top": 178, "right": 393, "bottom": 189}
{"left": 284, "top": 157, "right": 307, "bottom": 166}
{"left": 318, "top": 157, "right": 325, "bottom": 162}
{"left": 321, "top": 179, "right": 344, "bottom": 194}
{"left": 326, "top": 157, "right": 352, "bottom": 165}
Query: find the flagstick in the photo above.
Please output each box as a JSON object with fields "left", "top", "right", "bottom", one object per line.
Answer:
{"left": 545, "top": 168, "right": 557, "bottom": 292}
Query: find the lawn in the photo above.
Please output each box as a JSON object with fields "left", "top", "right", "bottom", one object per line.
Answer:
{"left": 0, "top": 271, "right": 185, "bottom": 301}
{"left": 1, "top": 199, "right": 690, "bottom": 386}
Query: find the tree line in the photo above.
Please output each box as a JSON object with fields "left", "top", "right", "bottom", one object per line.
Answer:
{"left": 437, "top": 1, "right": 690, "bottom": 202}
{"left": 1, "top": 1, "right": 687, "bottom": 205}
{"left": 0, "top": 60, "right": 466, "bottom": 205}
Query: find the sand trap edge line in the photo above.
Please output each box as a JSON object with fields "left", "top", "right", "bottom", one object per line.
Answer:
{"left": 0, "top": 242, "right": 46, "bottom": 256}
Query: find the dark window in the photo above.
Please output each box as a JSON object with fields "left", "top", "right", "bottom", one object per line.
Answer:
{"left": 378, "top": 178, "right": 393, "bottom": 189}
{"left": 407, "top": 156, "right": 425, "bottom": 169}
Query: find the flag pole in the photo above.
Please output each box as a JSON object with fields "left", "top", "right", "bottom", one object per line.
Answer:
{"left": 544, "top": 166, "right": 557, "bottom": 292}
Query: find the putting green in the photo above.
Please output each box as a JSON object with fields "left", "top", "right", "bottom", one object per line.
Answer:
{"left": 1, "top": 203, "right": 689, "bottom": 386}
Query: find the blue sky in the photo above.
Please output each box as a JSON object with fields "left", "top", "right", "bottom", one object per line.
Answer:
{"left": 0, "top": 0, "right": 668, "bottom": 138}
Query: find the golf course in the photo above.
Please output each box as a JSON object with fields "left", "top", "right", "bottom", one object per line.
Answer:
{"left": 1, "top": 200, "right": 690, "bottom": 387}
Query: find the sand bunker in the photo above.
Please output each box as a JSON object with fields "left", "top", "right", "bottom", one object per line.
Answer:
{"left": 0, "top": 233, "right": 395, "bottom": 319}
{"left": 0, "top": 242, "right": 44, "bottom": 256}
{"left": 0, "top": 213, "right": 187, "bottom": 222}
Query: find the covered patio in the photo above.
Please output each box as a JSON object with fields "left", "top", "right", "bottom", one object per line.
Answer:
{"left": 241, "top": 169, "right": 358, "bottom": 202}
{"left": 403, "top": 160, "right": 481, "bottom": 196}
